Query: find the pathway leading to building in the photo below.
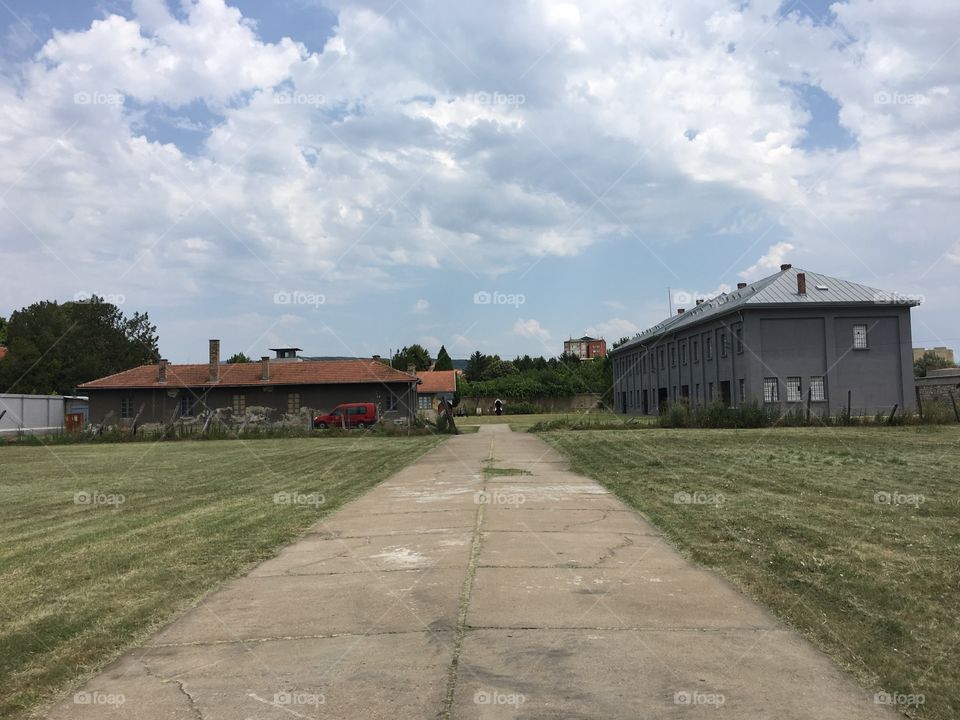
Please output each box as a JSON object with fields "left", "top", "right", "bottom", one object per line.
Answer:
{"left": 50, "top": 425, "right": 898, "bottom": 719}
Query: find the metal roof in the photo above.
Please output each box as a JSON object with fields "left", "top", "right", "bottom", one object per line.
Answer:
{"left": 612, "top": 266, "right": 919, "bottom": 353}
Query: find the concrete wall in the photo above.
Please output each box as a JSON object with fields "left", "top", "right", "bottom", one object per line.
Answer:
{"left": 0, "top": 394, "right": 66, "bottom": 435}
{"left": 86, "top": 382, "right": 418, "bottom": 426}
{"left": 611, "top": 305, "right": 915, "bottom": 416}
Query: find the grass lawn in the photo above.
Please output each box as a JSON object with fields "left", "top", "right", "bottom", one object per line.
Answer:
{"left": 540, "top": 425, "right": 960, "bottom": 720}
{"left": 459, "top": 410, "right": 622, "bottom": 432}
{"left": 0, "top": 435, "right": 443, "bottom": 720}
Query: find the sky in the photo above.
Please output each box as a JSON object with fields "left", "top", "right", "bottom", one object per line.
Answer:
{"left": 0, "top": 0, "right": 957, "bottom": 363}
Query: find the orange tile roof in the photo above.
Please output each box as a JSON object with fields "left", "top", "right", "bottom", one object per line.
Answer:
{"left": 78, "top": 359, "right": 417, "bottom": 390}
{"left": 416, "top": 370, "right": 457, "bottom": 394}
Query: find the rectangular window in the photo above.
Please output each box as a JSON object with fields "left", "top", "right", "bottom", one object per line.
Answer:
{"left": 120, "top": 398, "right": 133, "bottom": 419}
{"left": 387, "top": 393, "right": 398, "bottom": 411}
{"left": 786, "top": 377, "right": 801, "bottom": 402}
{"left": 810, "top": 376, "right": 826, "bottom": 401}
{"left": 763, "top": 378, "right": 779, "bottom": 403}
{"left": 708, "top": 382, "right": 714, "bottom": 402}
{"left": 232, "top": 394, "right": 246, "bottom": 414}
{"left": 178, "top": 395, "right": 192, "bottom": 417}
{"left": 418, "top": 395, "right": 432, "bottom": 409}
{"left": 641, "top": 355, "right": 646, "bottom": 373}
{"left": 736, "top": 326, "right": 744, "bottom": 354}
{"left": 853, "top": 323, "right": 868, "bottom": 349}
{"left": 681, "top": 341, "right": 688, "bottom": 365}
{"left": 705, "top": 336, "right": 713, "bottom": 360}
{"left": 287, "top": 393, "right": 301, "bottom": 414}
{"left": 739, "top": 378, "right": 745, "bottom": 403}
{"left": 670, "top": 345, "right": 676, "bottom": 367}
{"left": 695, "top": 383, "right": 700, "bottom": 403}
{"left": 720, "top": 333, "right": 729, "bottom": 358}
{"left": 672, "top": 386, "right": 678, "bottom": 402}
{"left": 692, "top": 339, "right": 699, "bottom": 363}
{"left": 659, "top": 348, "right": 665, "bottom": 369}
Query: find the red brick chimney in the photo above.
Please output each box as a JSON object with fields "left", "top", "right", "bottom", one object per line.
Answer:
{"left": 208, "top": 339, "right": 220, "bottom": 383}
{"left": 797, "top": 272, "right": 807, "bottom": 295}
{"left": 261, "top": 356, "right": 270, "bottom": 382}
{"left": 158, "top": 359, "right": 168, "bottom": 383}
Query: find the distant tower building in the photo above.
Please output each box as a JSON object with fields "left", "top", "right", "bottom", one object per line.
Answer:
{"left": 563, "top": 336, "right": 607, "bottom": 360}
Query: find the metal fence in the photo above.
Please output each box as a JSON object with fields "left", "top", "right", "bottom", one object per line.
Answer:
{"left": 0, "top": 394, "right": 67, "bottom": 435}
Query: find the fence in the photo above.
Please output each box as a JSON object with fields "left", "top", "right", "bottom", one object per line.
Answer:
{"left": 0, "top": 394, "right": 67, "bottom": 435}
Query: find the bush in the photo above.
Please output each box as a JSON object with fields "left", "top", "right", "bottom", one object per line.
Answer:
{"left": 503, "top": 401, "right": 546, "bottom": 415}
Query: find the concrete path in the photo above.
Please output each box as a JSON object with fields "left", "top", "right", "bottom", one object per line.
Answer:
{"left": 49, "top": 425, "right": 897, "bottom": 719}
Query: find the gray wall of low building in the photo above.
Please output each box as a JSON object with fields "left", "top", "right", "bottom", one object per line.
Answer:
{"left": 86, "top": 382, "right": 417, "bottom": 426}
{"left": 612, "top": 306, "right": 915, "bottom": 416}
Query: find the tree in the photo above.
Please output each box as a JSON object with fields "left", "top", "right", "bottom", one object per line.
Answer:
{"left": 391, "top": 344, "right": 432, "bottom": 371}
{"left": 464, "top": 351, "right": 489, "bottom": 382}
{"left": 613, "top": 336, "right": 632, "bottom": 349}
{"left": 0, "top": 315, "right": 7, "bottom": 345}
{"left": 434, "top": 345, "right": 454, "bottom": 371}
{"left": 481, "top": 357, "right": 516, "bottom": 380}
{"left": 227, "top": 352, "right": 252, "bottom": 363}
{"left": 914, "top": 350, "right": 954, "bottom": 378}
{"left": 0, "top": 297, "right": 159, "bottom": 395}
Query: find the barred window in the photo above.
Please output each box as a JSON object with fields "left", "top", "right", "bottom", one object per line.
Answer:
{"left": 418, "top": 395, "right": 432, "bottom": 409}
{"left": 120, "top": 398, "right": 133, "bottom": 419}
{"left": 692, "top": 339, "right": 699, "bottom": 363}
{"left": 705, "top": 336, "right": 713, "bottom": 360}
{"left": 178, "top": 395, "right": 192, "bottom": 417}
{"left": 810, "top": 376, "right": 826, "bottom": 401}
{"left": 681, "top": 342, "right": 688, "bottom": 365}
{"left": 853, "top": 324, "right": 868, "bottom": 349}
{"left": 671, "top": 346, "right": 676, "bottom": 367}
{"left": 736, "top": 326, "right": 744, "bottom": 354}
{"left": 232, "top": 394, "right": 246, "bottom": 414}
{"left": 763, "top": 378, "right": 779, "bottom": 403}
{"left": 287, "top": 393, "right": 301, "bottom": 414}
{"left": 720, "top": 333, "right": 729, "bottom": 358}
{"left": 786, "top": 377, "right": 801, "bottom": 402}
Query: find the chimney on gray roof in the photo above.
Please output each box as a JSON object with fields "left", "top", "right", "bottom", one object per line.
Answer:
{"left": 677, "top": 308, "right": 685, "bottom": 314}
{"left": 780, "top": 263, "right": 792, "bottom": 271}
{"left": 737, "top": 282, "right": 747, "bottom": 289}
{"left": 158, "top": 359, "right": 168, "bottom": 383}
{"left": 261, "top": 356, "right": 270, "bottom": 382}
{"left": 209, "top": 339, "right": 220, "bottom": 383}
{"left": 695, "top": 299, "right": 704, "bottom": 306}
{"left": 797, "top": 272, "right": 807, "bottom": 295}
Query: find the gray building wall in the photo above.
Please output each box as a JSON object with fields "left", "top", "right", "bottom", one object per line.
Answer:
{"left": 612, "top": 306, "right": 915, "bottom": 416}
{"left": 0, "top": 394, "right": 67, "bottom": 435}
{"left": 86, "top": 382, "right": 418, "bottom": 426}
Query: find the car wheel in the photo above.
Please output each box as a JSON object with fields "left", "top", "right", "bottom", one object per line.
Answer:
{"left": 317, "top": 422, "right": 327, "bottom": 429}
{"left": 357, "top": 422, "right": 366, "bottom": 429}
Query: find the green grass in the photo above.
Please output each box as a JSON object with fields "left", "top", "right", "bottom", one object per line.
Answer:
{"left": 459, "top": 410, "right": 621, "bottom": 432}
{"left": 0, "top": 435, "right": 443, "bottom": 719}
{"left": 540, "top": 425, "right": 960, "bottom": 720}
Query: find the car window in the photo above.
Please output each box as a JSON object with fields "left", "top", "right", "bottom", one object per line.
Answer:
{"left": 331, "top": 409, "right": 343, "bottom": 416}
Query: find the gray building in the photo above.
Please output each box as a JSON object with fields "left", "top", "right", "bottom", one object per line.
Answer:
{"left": 610, "top": 265, "right": 918, "bottom": 416}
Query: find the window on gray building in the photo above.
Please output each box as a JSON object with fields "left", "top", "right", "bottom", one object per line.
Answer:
{"left": 692, "top": 339, "right": 699, "bottom": 363}
{"left": 178, "top": 395, "right": 192, "bottom": 417}
{"left": 705, "top": 336, "right": 713, "bottom": 360}
{"left": 786, "top": 377, "right": 801, "bottom": 402}
{"left": 671, "top": 345, "right": 676, "bottom": 367}
{"left": 120, "top": 398, "right": 133, "bottom": 419}
{"left": 810, "top": 376, "right": 826, "bottom": 401}
{"left": 708, "top": 382, "right": 714, "bottom": 402}
{"left": 853, "top": 323, "right": 868, "bottom": 349}
{"left": 720, "top": 332, "right": 729, "bottom": 358}
{"left": 738, "top": 378, "right": 745, "bottom": 403}
{"left": 659, "top": 348, "right": 665, "bottom": 368}
{"left": 681, "top": 341, "right": 688, "bottom": 365}
{"left": 695, "top": 383, "right": 701, "bottom": 402}
{"left": 736, "top": 326, "right": 744, "bottom": 354}
{"left": 763, "top": 378, "right": 779, "bottom": 403}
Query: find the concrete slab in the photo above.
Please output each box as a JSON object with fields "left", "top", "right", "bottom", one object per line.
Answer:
{"left": 314, "top": 508, "right": 477, "bottom": 537}
{"left": 484, "top": 508, "right": 661, "bottom": 534}
{"left": 151, "top": 567, "right": 463, "bottom": 644}
{"left": 479, "top": 531, "right": 688, "bottom": 570}
{"left": 467, "top": 567, "right": 778, "bottom": 630}
{"left": 452, "top": 629, "right": 899, "bottom": 719}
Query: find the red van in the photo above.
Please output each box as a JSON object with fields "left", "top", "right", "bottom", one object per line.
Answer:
{"left": 313, "top": 402, "right": 378, "bottom": 429}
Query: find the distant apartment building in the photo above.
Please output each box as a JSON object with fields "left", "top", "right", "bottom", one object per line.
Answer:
{"left": 912, "top": 346, "right": 955, "bottom": 365}
{"left": 564, "top": 336, "right": 607, "bottom": 360}
{"left": 610, "top": 265, "right": 918, "bottom": 416}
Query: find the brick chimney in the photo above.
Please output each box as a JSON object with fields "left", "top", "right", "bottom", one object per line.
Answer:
{"left": 780, "top": 263, "right": 792, "bottom": 271}
{"left": 260, "top": 356, "right": 270, "bottom": 381}
{"left": 677, "top": 308, "right": 685, "bottom": 314}
{"left": 158, "top": 359, "right": 168, "bottom": 383}
{"left": 407, "top": 364, "right": 416, "bottom": 375}
{"left": 797, "top": 272, "right": 807, "bottom": 295}
{"left": 208, "top": 339, "right": 220, "bottom": 383}
{"left": 695, "top": 299, "right": 704, "bottom": 306}
{"left": 737, "top": 282, "right": 747, "bottom": 289}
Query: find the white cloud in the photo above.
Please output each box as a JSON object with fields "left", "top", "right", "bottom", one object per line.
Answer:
{"left": 412, "top": 298, "right": 430, "bottom": 313}
{"left": 586, "top": 318, "right": 640, "bottom": 339}
{"left": 946, "top": 243, "right": 960, "bottom": 265}
{"left": 739, "top": 243, "right": 796, "bottom": 280}
{"left": 513, "top": 318, "right": 551, "bottom": 343}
